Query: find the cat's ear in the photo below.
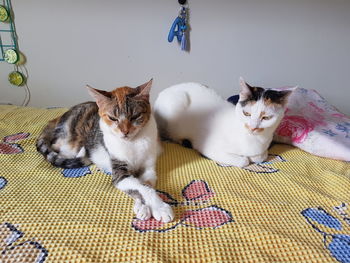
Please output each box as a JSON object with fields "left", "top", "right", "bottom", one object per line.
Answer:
{"left": 86, "top": 85, "right": 111, "bottom": 107}
{"left": 239, "top": 77, "right": 253, "bottom": 101}
{"left": 275, "top": 90, "right": 293, "bottom": 107}
{"left": 135, "top": 78, "right": 153, "bottom": 100}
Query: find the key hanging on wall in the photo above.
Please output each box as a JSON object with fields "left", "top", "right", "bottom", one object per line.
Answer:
{"left": 168, "top": 0, "right": 190, "bottom": 52}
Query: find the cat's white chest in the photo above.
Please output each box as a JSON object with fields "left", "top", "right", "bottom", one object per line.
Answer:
{"left": 208, "top": 112, "right": 272, "bottom": 156}
{"left": 100, "top": 119, "right": 158, "bottom": 171}
{"left": 239, "top": 133, "right": 272, "bottom": 155}
{"left": 106, "top": 135, "right": 151, "bottom": 164}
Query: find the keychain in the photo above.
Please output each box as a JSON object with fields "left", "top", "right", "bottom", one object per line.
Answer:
{"left": 168, "top": 0, "right": 189, "bottom": 51}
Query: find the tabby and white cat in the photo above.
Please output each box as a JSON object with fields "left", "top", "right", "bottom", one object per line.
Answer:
{"left": 154, "top": 78, "right": 291, "bottom": 167}
{"left": 37, "top": 79, "right": 174, "bottom": 223}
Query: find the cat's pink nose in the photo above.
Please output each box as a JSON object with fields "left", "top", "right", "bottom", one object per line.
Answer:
{"left": 244, "top": 124, "right": 262, "bottom": 132}
{"left": 248, "top": 126, "right": 264, "bottom": 133}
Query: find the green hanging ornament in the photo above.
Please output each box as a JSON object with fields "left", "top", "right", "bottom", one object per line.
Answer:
{"left": 0, "top": 5, "right": 9, "bottom": 22}
{"left": 8, "top": 71, "right": 25, "bottom": 86}
{"left": 4, "top": 48, "right": 19, "bottom": 64}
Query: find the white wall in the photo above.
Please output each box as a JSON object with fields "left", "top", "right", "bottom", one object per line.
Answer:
{"left": 1, "top": 0, "right": 350, "bottom": 114}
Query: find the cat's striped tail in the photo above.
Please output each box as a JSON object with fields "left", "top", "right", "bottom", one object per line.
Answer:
{"left": 36, "top": 123, "right": 91, "bottom": 169}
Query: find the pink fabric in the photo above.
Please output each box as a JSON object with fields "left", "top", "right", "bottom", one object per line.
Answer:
{"left": 273, "top": 87, "right": 350, "bottom": 161}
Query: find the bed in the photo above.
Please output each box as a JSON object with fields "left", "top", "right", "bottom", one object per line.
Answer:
{"left": 0, "top": 104, "right": 349, "bottom": 263}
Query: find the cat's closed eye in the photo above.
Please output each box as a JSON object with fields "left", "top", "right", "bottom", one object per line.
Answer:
{"left": 131, "top": 114, "right": 144, "bottom": 124}
{"left": 243, "top": 111, "right": 251, "bottom": 117}
{"left": 108, "top": 115, "right": 119, "bottom": 122}
{"left": 262, "top": 116, "right": 272, "bottom": 120}
{"left": 130, "top": 114, "right": 141, "bottom": 121}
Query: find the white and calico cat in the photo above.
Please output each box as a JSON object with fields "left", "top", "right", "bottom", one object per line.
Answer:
{"left": 37, "top": 79, "right": 174, "bottom": 223}
{"left": 154, "top": 78, "right": 291, "bottom": 167}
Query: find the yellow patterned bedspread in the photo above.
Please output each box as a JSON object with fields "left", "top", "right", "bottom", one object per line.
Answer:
{"left": 0, "top": 105, "right": 349, "bottom": 263}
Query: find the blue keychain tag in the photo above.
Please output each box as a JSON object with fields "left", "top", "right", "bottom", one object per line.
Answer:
{"left": 168, "top": 7, "right": 188, "bottom": 51}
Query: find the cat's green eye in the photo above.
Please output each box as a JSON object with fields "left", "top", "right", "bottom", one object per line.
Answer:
{"left": 243, "top": 111, "right": 251, "bottom": 117}
{"left": 108, "top": 116, "right": 118, "bottom": 122}
{"left": 262, "top": 116, "right": 272, "bottom": 120}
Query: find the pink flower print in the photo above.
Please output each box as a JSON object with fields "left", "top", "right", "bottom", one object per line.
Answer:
{"left": 132, "top": 205, "right": 233, "bottom": 232}
{"left": 182, "top": 180, "right": 215, "bottom": 202}
{"left": 308, "top": 102, "right": 325, "bottom": 113}
{"left": 0, "top": 143, "right": 23, "bottom": 154}
{"left": 3, "top": 132, "right": 30, "bottom": 143}
{"left": 132, "top": 181, "right": 233, "bottom": 232}
{"left": 276, "top": 115, "right": 314, "bottom": 143}
{"left": 181, "top": 205, "right": 233, "bottom": 229}
{"left": 0, "top": 132, "right": 30, "bottom": 154}
{"left": 332, "top": 113, "right": 348, "bottom": 119}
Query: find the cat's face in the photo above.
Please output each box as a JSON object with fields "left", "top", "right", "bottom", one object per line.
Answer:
{"left": 87, "top": 79, "right": 152, "bottom": 140}
{"left": 235, "top": 78, "right": 291, "bottom": 134}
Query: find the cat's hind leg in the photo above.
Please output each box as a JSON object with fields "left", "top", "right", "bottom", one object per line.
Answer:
{"left": 52, "top": 138, "right": 80, "bottom": 158}
{"left": 154, "top": 89, "right": 190, "bottom": 141}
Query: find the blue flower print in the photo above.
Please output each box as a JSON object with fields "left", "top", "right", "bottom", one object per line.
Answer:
{"left": 62, "top": 166, "right": 92, "bottom": 178}
{"left": 336, "top": 123, "right": 350, "bottom": 138}
{"left": 322, "top": 129, "right": 338, "bottom": 137}
{"left": 0, "top": 177, "right": 7, "bottom": 190}
{"left": 302, "top": 206, "right": 350, "bottom": 263}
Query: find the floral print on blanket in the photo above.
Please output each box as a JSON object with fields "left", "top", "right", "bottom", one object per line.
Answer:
{"left": 0, "top": 222, "right": 48, "bottom": 263}
{"left": 0, "top": 177, "right": 7, "bottom": 190}
{"left": 61, "top": 167, "right": 92, "bottom": 178}
{"left": 335, "top": 122, "right": 350, "bottom": 139}
{"left": 274, "top": 87, "right": 350, "bottom": 161}
{"left": 276, "top": 115, "right": 315, "bottom": 144}
{"left": 0, "top": 133, "right": 30, "bottom": 190}
{"left": 0, "top": 132, "right": 29, "bottom": 154}
{"left": 301, "top": 204, "right": 350, "bottom": 263}
{"left": 132, "top": 180, "right": 234, "bottom": 232}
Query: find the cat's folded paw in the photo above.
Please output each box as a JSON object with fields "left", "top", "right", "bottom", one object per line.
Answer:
{"left": 152, "top": 203, "right": 174, "bottom": 223}
{"left": 214, "top": 154, "right": 250, "bottom": 168}
{"left": 249, "top": 151, "right": 268, "bottom": 164}
{"left": 235, "top": 157, "right": 250, "bottom": 167}
{"left": 134, "top": 202, "right": 152, "bottom": 221}
{"left": 223, "top": 157, "right": 249, "bottom": 167}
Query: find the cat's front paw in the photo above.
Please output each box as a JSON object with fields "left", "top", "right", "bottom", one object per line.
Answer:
{"left": 215, "top": 154, "right": 250, "bottom": 168}
{"left": 151, "top": 203, "right": 174, "bottom": 223}
{"left": 134, "top": 200, "right": 152, "bottom": 221}
{"left": 249, "top": 151, "right": 268, "bottom": 164}
{"left": 222, "top": 156, "right": 249, "bottom": 167}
